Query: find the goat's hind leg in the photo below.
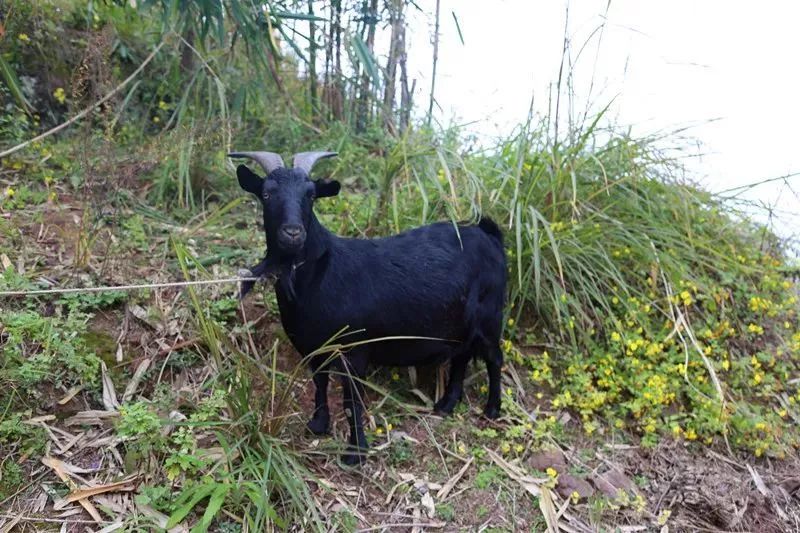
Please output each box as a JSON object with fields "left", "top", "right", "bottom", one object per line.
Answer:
{"left": 433, "top": 351, "right": 469, "bottom": 415}
{"left": 483, "top": 344, "right": 503, "bottom": 419}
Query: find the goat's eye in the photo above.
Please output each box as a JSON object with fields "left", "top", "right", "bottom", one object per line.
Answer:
{"left": 262, "top": 192, "right": 270, "bottom": 201}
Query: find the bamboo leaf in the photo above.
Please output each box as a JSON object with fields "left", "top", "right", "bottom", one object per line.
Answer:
{"left": 451, "top": 11, "right": 465, "bottom": 45}
{"left": 0, "top": 54, "right": 32, "bottom": 112}
{"left": 351, "top": 34, "right": 380, "bottom": 86}
{"left": 273, "top": 11, "right": 326, "bottom": 22}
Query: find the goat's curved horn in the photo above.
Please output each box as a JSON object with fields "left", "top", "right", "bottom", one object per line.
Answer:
{"left": 228, "top": 151, "right": 285, "bottom": 175}
{"left": 292, "top": 151, "right": 337, "bottom": 175}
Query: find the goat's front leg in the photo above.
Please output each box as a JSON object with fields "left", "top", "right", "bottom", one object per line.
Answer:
{"left": 307, "top": 364, "right": 330, "bottom": 435}
{"left": 340, "top": 354, "right": 369, "bottom": 466}
{"left": 237, "top": 253, "right": 279, "bottom": 299}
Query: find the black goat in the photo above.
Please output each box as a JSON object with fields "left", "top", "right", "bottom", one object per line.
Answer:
{"left": 231, "top": 150, "right": 507, "bottom": 465}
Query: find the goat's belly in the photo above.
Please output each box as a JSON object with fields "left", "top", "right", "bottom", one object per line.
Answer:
{"left": 367, "top": 339, "right": 459, "bottom": 367}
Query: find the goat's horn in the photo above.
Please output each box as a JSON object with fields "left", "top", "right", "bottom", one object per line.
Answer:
{"left": 228, "top": 151, "right": 285, "bottom": 175}
{"left": 292, "top": 151, "right": 337, "bottom": 175}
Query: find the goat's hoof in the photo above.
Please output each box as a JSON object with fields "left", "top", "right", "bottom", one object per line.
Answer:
{"left": 433, "top": 397, "right": 457, "bottom": 415}
{"left": 341, "top": 450, "right": 367, "bottom": 467}
{"left": 306, "top": 417, "right": 330, "bottom": 436}
{"left": 484, "top": 404, "right": 501, "bottom": 420}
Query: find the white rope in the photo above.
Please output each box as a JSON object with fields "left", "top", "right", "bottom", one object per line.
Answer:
{"left": 0, "top": 277, "right": 259, "bottom": 297}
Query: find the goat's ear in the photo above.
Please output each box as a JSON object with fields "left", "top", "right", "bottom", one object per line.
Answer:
{"left": 237, "top": 165, "right": 264, "bottom": 196}
{"left": 314, "top": 179, "right": 341, "bottom": 198}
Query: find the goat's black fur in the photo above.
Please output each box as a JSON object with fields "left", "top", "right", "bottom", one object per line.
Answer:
{"left": 236, "top": 162, "right": 507, "bottom": 465}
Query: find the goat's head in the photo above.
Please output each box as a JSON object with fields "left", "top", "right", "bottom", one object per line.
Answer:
{"left": 229, "top": 151, "right": 340, "bottom": 255}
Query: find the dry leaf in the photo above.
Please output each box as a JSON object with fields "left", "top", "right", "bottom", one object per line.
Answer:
{"left": 57, "top": 386, "right": 84, "bottom": 405}
{"left": 101, "top": 362, "right": 120, "bottom": 411}
{"left": 420, "top": 491, "right": 435, "bottom": 518}
{"left": 437, "top": 456, "right": 473, "bottom": 500}
{"left": 122, "top": 358, "right": 151, "bottom": 402}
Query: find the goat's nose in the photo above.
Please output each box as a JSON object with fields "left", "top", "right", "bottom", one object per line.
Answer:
{"left": 280, "top": 225, "right": 303, "bottom": 239}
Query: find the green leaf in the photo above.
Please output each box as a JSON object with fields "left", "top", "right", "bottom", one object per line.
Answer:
{"left": 0, "top": 54, "right": 32, "bottom": 113}
{"left": 166, "top": 483, "right": 217, "bottom": 529}
{"left": 192, "top": 483, "right": 231, "bottom": 533}
{"left": 273, "top": 11, "right": 326, "bottom": 22}
{"left": 351, "top": 35, "right": 380, "bottom": 86}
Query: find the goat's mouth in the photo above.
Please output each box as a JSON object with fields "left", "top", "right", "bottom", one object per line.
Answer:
{"left": 277, "top": 236, "right": 305, "bottom": 254}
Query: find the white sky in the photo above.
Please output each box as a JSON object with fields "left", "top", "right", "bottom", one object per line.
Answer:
{"left": 404, "top": 0, "right": 800, "bottom": 242}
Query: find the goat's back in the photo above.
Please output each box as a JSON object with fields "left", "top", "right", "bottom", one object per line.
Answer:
{"left": 280, "top": 219, "right": 506, "bottom": 360}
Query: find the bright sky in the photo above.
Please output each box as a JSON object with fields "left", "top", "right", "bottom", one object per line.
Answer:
{"left": 405, "top": 0, "right": 800, "bottom": 242}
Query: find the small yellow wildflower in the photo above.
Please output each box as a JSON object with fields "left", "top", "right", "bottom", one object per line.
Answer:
{"left": 457, "top": 443, "right": 466, "bottom": 454}
{"left": 721, "top": 360, "right": 730, "bottom": 371}
{"left": 391, "top": 372, "right": 400, "bottom": 381}
{"left": 507, "top": 318, "right": 515, "bottom": 327}
{"left": 657, "top": 509, "right": 671, "bottom": 526}
{"left": 18, "top": 33, "right": 30, "bottom": 43}
{"left": 501, "top": 442, "right": 511, "bottom": 453}
{"left": 571, "top": 491, "right": 580, "bottom": 504}
{"left": 152, "top": 116, "right": 161, "bottom": 123}
{"left": 480, "top": 384, "right": 488, "bottom": 394}
{"left": 684, "top": 428, "right": 698, "bottom": 441}
{"left": 387, "top": 423, "right": 393, "bottom": 431}
{"left": 611, "top": 331, "right": 621, "bottom": 342}
{"left": 375, "top": 427, "right": 383, "bottom": 435}
{"left": 680, "top": 290, "right": 693, "bottom": 306}
{"left": 158, "top": 100, "right": 169, "bottom": 110}
{"left": 514, "top": 444, "right": 524, "bottom": 453}
{"left": 546, "top": 467, "right": 558, "bottom": 478}
{"left": 53, "top": 87, "right": 66, "bottom": 104}
{"left": 747, "top": 323, "right": 764, "bottom": 335}
{"left": 5, "top": 187, "right": 15, "bottom": 198}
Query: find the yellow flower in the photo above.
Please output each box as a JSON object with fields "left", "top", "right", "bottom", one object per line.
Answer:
{"left": 152, "top": 116, "right": 160, "bottom": 123}
{"left": 685, "top": 428, "right": 698, "bottom": 440}
{"left": 657, "top": 509, "right": 671, "bottom": 526}
{"left": 747, "top": 323, "right": 764, "bottom": 335}
{"left": 457, "top": 444, "right": 466, "bottom": 454}
{"left": 507, "top": 318, "right": 515, "bottom": 327}
{"left": 480, "top": 384, "right": 488, "bottom": 394}
{"left": 158, "top": 100, "right": 169, "bottom": 110}
{"left": 501, "top": 442, "right": 511, "bottom": 453}
{"left": 514, "top": 444, "right": 524, "bottom": 453}
{"left": 387, "top": 423, "right": 393, "bottom": 431}
{"left": 570, "top": 491, "right": 580, "bottom": 504}
{"left": 375, "top": 427, "right": 383, "bottom": 435}
{"left": 391, "top": 372, "right": 400, "bottom": 381}
{"left": 546, "top": 467, "right": 558, "bottom": 478}
{"left": 680, "top": 290, "right": 693, "bottom": 306}
{"left": 610, "top": 332, "right": 621, "bottom": 342}
{"left": 18, "top": 33, "right": 30, "bottom": 43}
{"left": 53, "top": 87, "right": 66, "bottom": 104}
{"left": 5, "top": 187, "right": 15, "bottom": 198}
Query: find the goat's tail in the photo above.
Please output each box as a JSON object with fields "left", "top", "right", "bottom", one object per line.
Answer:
{"left": 478, "top": 217, "right": 504, "bottom": 247}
